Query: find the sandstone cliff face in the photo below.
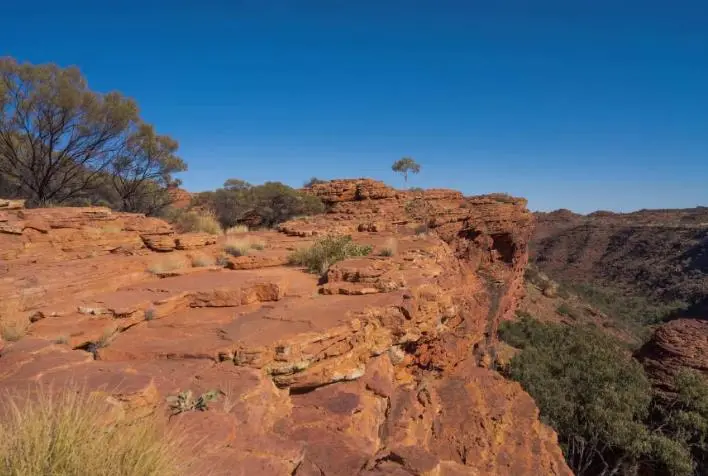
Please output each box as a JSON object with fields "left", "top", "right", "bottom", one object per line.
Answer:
{"left": 0, "top": 181, "right": 571, "bottom": 475}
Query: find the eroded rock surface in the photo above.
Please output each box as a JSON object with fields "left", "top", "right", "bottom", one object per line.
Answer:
{"left": 0, "top": 181, "right": 571, "bottom": 475}
{"left": 637, "top": 317, "right": 708, "bottom": 394}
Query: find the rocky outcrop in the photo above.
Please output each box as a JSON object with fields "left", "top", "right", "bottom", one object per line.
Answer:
{"left": 637, "top": 318, "right": 708, "bottom": 394}
{"left": 0, "top": 181, "right": 571, "bottom": 475}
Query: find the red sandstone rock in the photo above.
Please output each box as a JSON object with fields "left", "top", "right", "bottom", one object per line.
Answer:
{"left": 637, "top": 318, "right": 708, "bottom": 394}
{"left": 175, "top": 232, "right": 218, "bottom": 250}
{"left": 141, "top": 233, "right": 176, "bottom": 251}
{"left": 0, "top": 181, "right": 570, "bottom": 475}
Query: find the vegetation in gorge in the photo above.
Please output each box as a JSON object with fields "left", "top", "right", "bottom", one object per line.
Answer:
{"left": 499, "top": 317, "right": 708, "bottom": 476}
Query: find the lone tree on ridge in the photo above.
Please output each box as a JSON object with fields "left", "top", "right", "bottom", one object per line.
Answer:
{"left": 391, "top": 157, "right": 421, "bottom": 183}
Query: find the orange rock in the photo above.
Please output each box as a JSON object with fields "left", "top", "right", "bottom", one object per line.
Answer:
{"left": 637, "top": 317, "right": 708, "bottom": 394}
{"left": 0, "top": 181, "right": 571, "bottom": 475}
{"left": 175, "top": 232, "right": 218, "bottom": 250}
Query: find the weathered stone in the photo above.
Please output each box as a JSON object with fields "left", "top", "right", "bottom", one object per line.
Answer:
{"left": 0, "top": 181, "right": 571, "bottom": 475}
{"left": 175, "top": 232, "right": 218, "bottom": 250}
{"left": 140, "top": 233, "right": 176, "bottom": 251}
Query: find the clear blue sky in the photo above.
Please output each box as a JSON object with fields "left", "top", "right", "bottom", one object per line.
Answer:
{"left": 2, "top": 1, "right": 707, "bottom": 213}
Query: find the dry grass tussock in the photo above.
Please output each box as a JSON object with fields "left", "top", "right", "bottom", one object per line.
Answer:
{"left": 379, "top": 237, "right": 398, "bottom": 257}
{"left": 147, "top": 255, "right": 189, "bottom": 274}
{"left": 0, "top": 388, "right": 180, "bottom": 476}
{"left": 190, "top": 253, "right": 215, "bottom": 267}
{"left": 225, "top": 224, "right": 249, "bottom": 234}
{"left": 167, "top": 209, "right": 222, "bottom": 235}
{"left": 0, "top": 322, "right": 27, "bottom": 342}
{"left": 0, "top": 299, "right": 27, "bottom": 342}
{"left": 223, "top": 237, "right": 266, "bottom": 257}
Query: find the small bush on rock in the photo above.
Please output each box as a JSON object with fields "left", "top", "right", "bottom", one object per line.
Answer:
{"left": 167, "top": 390, "right": 219, "bottom": 415}
{"left": 288, "top": 235, "right": 372, "bottom": 274}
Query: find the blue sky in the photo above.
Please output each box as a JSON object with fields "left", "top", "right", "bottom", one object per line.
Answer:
{"left": 2, "top": 1, "right": 707, "bottom": 213}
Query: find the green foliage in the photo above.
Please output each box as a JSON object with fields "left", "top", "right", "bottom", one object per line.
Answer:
{"left": 166, "top": 390, "right": 219, "bottom": 415}
{"left": 556, "top": 302, "right": 582, "bottom": 320}
{"left": 391, "top": 157, "right": 421, "bottom": 183}
{"left": 499, "top": 318, "right": 652, "bottom": 475}
{"left": 0, "top": 58, "right": 184, "bottom": 212}
{"left": 193, "top": 179, "right": 325, "bottom": 229}
{"left": 288, "top": 235, "right": 372, "bottom": 274}
{"left": 572, "top": 283, "right": 687, "bottom": 326}
{"left": 499, "top": 317, "right": 705, "bottom": 475}
{"left": 108, "top": 123, "right": 186, "bottom": 213}
{"left": 649, "top": 369, "right": 708, "bottom": 475}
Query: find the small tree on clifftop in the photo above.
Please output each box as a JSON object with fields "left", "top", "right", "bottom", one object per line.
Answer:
{"left": 391, "top": 157, "right": 420, "bottom": 183}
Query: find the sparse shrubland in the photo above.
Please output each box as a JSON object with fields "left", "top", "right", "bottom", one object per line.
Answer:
{"left": 288, "top": 235, "right": 372, "bottom": 274}
{"left": 192, "top": 180, "right": 324, "bottom": 229}
{"left": 0, "top": 388, "right": 179, "bottom": 475}
{"left": 499, "top": 316, "right": 708, "bottom": 476}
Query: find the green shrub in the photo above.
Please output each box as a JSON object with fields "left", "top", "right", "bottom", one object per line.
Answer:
{"left": 649, "top": 369, "right": 708, "bottom": 475}
{"left": 570, "top": 282, "right": 687, "bottom": 328}
{"left": 498, "top": 317, "right": 702, "bottom": 475}
{"left": 288, "top": 235, "right": 372, "bottom": 274}
{"left": 0, "top": 388, "right": 179, "bottom": 475}
{"left": 167, "top": 390, "right": 219, "bottom": 415}
{"left": 556, "top": 303, "right": 581, "bottom": 320}
{"left": 193, "top": 180, "right": 325, "bottom": 229}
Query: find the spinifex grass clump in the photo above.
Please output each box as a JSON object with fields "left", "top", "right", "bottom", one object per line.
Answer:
{"left": 288, "top": 235, "right": 372, "bottom": 274}
{"left": 0, "top": 388, "right": 179, "bottom": 475}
